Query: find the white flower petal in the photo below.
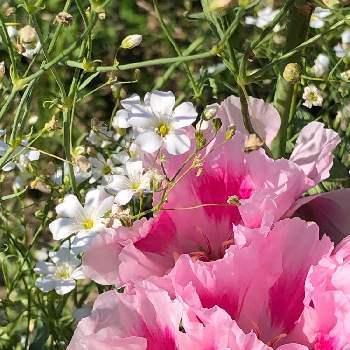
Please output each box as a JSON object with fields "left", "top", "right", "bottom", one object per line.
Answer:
{"left": 27, "top": 150, "right": 40, "bottom": 161}
{"left": 126, "top": 160, "right": 143, "bottom": 180}
{"left": 71, "top": 267, "right": 85, "bottom": 280}
{"left": 120, "top": 94, "right": 141, "bottom": 111}
{"left": 56, "top": 194, "right": 85, "bottom": 220}
{"left": 54, "top": 279, "right": 76, "bottom": 295}
{"left": 112, "top": 109, "right": 130, "bottom": 129}
{"left": 34, "top": 261, "right": 55, "bottom": 275}
{"left": 149, "top": 90, "right": 175, "bottom": 116}
{"left": 172, "top": 102, "right": 198, "bottom": 128}
{"left": 129, "top": 104, "right": 156, "bottom": 128}
{"left": 107, "top": 175, "right": 131, "bottom": 192}
{"left": 36, "top": 277, "right": 55, "bottom": 293}
{"left": 49, "top": 218, "right": 82, "bottom": 240}
{"left": 135, "top": 131, "right": 162, "bottom": 153}
{"left": 71, "top": 230, "right": 98, "bottom": 254}
{"left": 116, "top": 189, "right": 135, "bottom": 205}
{"left": 164, "top": 130, "right": 191, "bottom": 155}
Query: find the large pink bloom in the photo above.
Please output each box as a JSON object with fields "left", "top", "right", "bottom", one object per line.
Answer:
{"left": 83, "top": 96, "right": 348, "bottom": 286}
{"left": 302, "top": 238, "right": 350, "bottom": 348}
{"left": 83, "top": 133, "right": 310, "bottom": 285}
{"left": 156, "top": 218, "right": 332, "bottom": 347}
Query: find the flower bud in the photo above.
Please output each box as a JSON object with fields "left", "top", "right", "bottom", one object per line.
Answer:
{"left": 203, "top": 103, "right": 219, "bottom": 121}
{"left": 120, "top": 34, "right": 143, "bottom": 49}
{"left": 244, "top": 133, "right": 263, "bottom": 152}
{"left": 54, "top": 11, "right": 73, "bottom": 26}
{"left": 209, "top": 0, "right": 235, "bottom": 11}
{"left": 19, "top": 25, "right": 37, "bottom": 45}
{"left": 0, "top": 61, "right": 5, "bottom": 82}
{"left": 283, "top": 63, "right": 301, "bottom": 84}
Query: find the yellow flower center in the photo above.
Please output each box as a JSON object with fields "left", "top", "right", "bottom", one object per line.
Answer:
{"left": 103, "top": 165, "right": 111, "bottom": 175}
{"left": 131, "top": 182, "right": 140, "bottom": 190}
{"left": 157, "top": 123, "right": 170, "bottom": 137}
{"left": 83, "top": 219, "right": 94, "bottom": 229}
{"left": 54, "top": 264, "right": 72, "bottom": 280}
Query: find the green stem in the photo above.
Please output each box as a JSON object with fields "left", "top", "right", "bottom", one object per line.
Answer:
{"left": 0, "top": 88, "right": 17, "bottom": 122}
{"left": 66, "top": 50, "right": 216, "bottom": 72}
{"left": 271, "top": 2, "right": 313, "bottom": 158}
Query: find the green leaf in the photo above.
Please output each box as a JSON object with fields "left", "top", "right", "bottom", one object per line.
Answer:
{"left": 29, "top": 323, "right": 49, "bottom": 350}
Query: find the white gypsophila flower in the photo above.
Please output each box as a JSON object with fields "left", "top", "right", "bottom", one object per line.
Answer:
{"left": 309, "top": 7, "right": 331, "bottom": 29}
{"left": 302, "top": 85, "right": 323, "bottom": 109}
{"left": 88, "top": 153, "right": 124, "bottom": 185}
{"left": 86, "top": 128, "right": 113, "bottom": 148}
{"left": 49, "top": 188, "right": 114, "bottom": 244}
{"left": 18, "top": 25, "right": 41, "bottom": 59}
{"left": 245, "top": 7, "right": 279, "bottom": 29}
{"left": 52, "top": 163, "right": 91, "bottom": 186}
{"left": 334, "top": 30, "right": 350, "bottom": 58}
{"left": 313, "top": 53, "right": 330, "bottom": 77}
{"left": 35, "top": 244, "right": 84, "bottom": 295}
{"left": 2, "top": 140, "right": 40, "bottom": 172}
{"left": 203, "top": 103, "right": 219, "bottom": 120}
{"left": 120, "top": 34, "right": 142, "bottom": 49}
{"left": 106, "top": 160, "right": 150, "bottom": 205}
{"left": 127, "top": 90, "right": 197, "bottom": 155}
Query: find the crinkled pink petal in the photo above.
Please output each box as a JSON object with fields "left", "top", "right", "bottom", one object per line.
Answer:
{"left": 164, "top": 218, "right": 332, "bottom": 344}
{"left": 217, "top": 95, "right": 281, "bottom": 147}
{"left": 290, "top": 121, "right": 340, "bottom": 183}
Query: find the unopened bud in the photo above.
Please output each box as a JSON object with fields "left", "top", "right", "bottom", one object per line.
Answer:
{"left": 55, "top": 11, "right": 73, "bottom": 26}
{"left": 203, "top": 103, "right": 219, "bottom": 121}
{"left": 120, "top": 34, "right": 142, "bottom": 49}
{"left": 19, "top": 25, "right": 37, "bottom": 45}
{"left": 209, "top": 0, "right": 235, "bottom": 11}
{"left": 244, "top": 133, "right": 263, "bottom": 152}
{"left": 30, "top": 179, "right": 51, "bottom": 194}
{"left": 0, "top": 62, "right": 5, "bottom": 82}
{"left": 98, "top": 12, "right": 106, "bottom": 20}
{"left": 283, "top": 63, "right": 301, "bottom": 84}
{"left": 75, "top": 155, "right": 91, "bottom": 173}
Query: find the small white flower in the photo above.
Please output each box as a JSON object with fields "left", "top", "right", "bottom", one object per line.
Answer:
{"left": 302, "top": 85, "right": 323, "bottom": 109}
{"left": 203, "top": 103, "right": 219, "bottom": 120}
{"left": 106, "top": 160, "right": 150, "bottom": 205}
{"left": 310, "top": 7, "right": 331, "bottom": 29}
{"left": 2, "top": 141, "right": 40, "bottom": 172}
{"left": 88, "top": 153, "right": 124, "bottom": 185}
{"left": 120, "top": 34, "right": 143, "bottom": 49}
{"left": 334, "top": 30, "right": 350, "bottom": 58}
{"left": 52, "top": 163, "right": 91, "bottom": 186}
{"left": 127, "top": 90, "right": 197, "bottom": 155}
{"left": 18, "top": 25, "right": 41, "bottom": 59}
{"left": 49, "top": 188, "right": 114, "bottom": 243}
{"left": 35, "top": 244, "right": 84, "bottom": 295}
{"left": 313, "top": 53, "right": 330, "bottom": 77}
{"left": 86, "top": 128, "right": 113, "bottom": 148}
{"left": 245, "top": 7, "right": 279, "bottom": 29}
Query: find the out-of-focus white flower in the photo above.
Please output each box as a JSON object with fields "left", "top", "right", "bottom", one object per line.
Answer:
{"left": 35, "top": 244, "right": 84, "bottom": 295}
{"left": 313, "top": 53, "right": 330, "bottom": 77}
{"left": 302, "top": 85, "right": 323, "bottom": 109}
{"left": 245, "top": 7, "right": 279, "bottom": 29}
{"left": 106, "top": 160, "right": 150, "bottom": 205}
{"left": 127, "top": 90, "right": 197, "bottom": 155}
{"left": 334, "top": 30, "right": 350, "bottom": 58}
{"left": 49, "top": 188, "right": 114, "bottom": 242}
{"left": 120, "top": 34, "right": 142, "bottom": 49}
{"left": 86, "top": 127, "right": 113, "bottom": 148}
{"left": 340, "top": 69, "right": 350, "bottom": 81}
{"left": 88, "top": 153, "right": 124, "bottom": 185}
{"left": 52, "top": 163, "right": 91, "bottom": 186}
{"left": 203, "top": 103, "right": 219, "bottom": 120}
{"left": 2, "top": 141, "right": 40, "bottom": 172}
{"left": 18, "top": 25, "right": 41, "bottom": 59}
{"left": 310, "top": 7, "right": 331, "bottom": 29}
